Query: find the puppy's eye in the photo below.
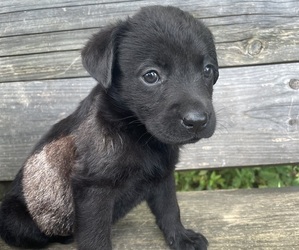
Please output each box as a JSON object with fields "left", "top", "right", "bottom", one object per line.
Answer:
{"left": 143, "top": 71, "right": 160, "bottom": 84}
{"left": 203, "top": 65, "right": 214, "bottom": 79}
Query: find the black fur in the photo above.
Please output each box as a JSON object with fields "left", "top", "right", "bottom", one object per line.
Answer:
{"left": 0, "top": 6, "right": 218, "bottom": 250}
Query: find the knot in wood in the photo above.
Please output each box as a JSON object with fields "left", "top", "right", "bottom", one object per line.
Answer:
{"left": 289, "top": 79, "right": 299, "bottom": 90}
{"left": 248, "top": 40, "right": 263, "bottom": 56}
{"left": 289, "top": 118, "right": 298, "bottom": 126}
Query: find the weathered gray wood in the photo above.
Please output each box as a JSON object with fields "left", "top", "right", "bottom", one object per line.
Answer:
{"left": 1, "top": 187, "right": 299, "bottom": 249}
{"left": 178, "top": 63, "right": 299, "bottom": 170}
{"left": 0, "top": 0, "right": 131, "bottom": 14}
{"left": 0, "top": 0, "right": 299, "bottom": 82}
{"left": 0, "top": 63, "right": 298, "bottom": 180}
{"left": 0, "top": 29, "right": 91, "bottom": 57}
{"left": 0, "top": 2, "right": 298, "bottom": 249}
{"left": 0, "top": 78, "right": 97, "bottom": 180}
{"left": 1, "top": 24, "right": 299, "bottom": 82}
{"left": 0, "top": 51, "right": 87, "bottom": 83}
{"left": 1, "top": 0, "right": 297, "bottom": 37}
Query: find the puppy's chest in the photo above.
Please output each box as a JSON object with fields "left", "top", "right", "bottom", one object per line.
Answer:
{"left": 124, "top": 143, "right": 179, "bottom": 182}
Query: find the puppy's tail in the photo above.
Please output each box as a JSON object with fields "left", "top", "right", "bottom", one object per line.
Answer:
{"left": 0, "top": 194, "right": 51, "bottom": 248}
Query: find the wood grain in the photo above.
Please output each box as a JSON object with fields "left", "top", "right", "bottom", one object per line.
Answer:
{"left": 1, "top": 1, "right": 298, "bottom": 249}
{"left": 0, "top": 51, "right": 87, "bottom": 82}
{"left": 1, "top": 63, "right": 298, "bottom": 180}
{"left": 1, "top": 187, "right": 299, "bottom": 249}
{"left": 0, "top": 0, "right": 299, "bottom": 82}
{"left": 0, "top": 78, "right": 97, "bottom": 180}
{"left": 178, "top": 63, "right": 299, "bottom": 170}
{"left": 1, "top": 0, "right": 297, "bottom": 36}
{"left": 0, "top": 0, "right": 131, "bottom": 14}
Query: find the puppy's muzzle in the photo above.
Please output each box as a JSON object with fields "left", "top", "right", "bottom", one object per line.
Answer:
{"left": 181, "top": 111, "right": 209, "bottom": 133}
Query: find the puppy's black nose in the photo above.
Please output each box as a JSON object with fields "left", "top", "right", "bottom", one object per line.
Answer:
{"left": 182, "top": 111, "right": 209, "bottom": 132}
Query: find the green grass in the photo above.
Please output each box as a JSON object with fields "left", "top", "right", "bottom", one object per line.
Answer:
{"left": 1, "top": 166, "right": 298, "bottom": 200}
{"left": 175, "top": 165, "right": 299, "bottom": 191}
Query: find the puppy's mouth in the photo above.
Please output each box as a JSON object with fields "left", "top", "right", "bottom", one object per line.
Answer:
{"left": 142, "top": 113, "right": 216, "bottom": 145}
{"left": 145, "top": 124, "right": 215, "bottom": 145}
{"left": 151, "top": 133, "right": 208, "bottom": 145}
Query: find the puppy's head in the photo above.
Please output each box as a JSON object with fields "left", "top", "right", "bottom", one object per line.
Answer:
{"left": 82, "top": 6, "right": 219, "bottom": 145}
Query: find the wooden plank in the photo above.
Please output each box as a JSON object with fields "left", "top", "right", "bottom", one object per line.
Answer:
{"left": 1, "top": 23, "right": 299, "bottom": 81}
{"left": 0, "top": 51, "right": 88, "bottom": 82}
{"left": 0, "top": 29, "right": 92, "bottom": 57}
{"left": 0, "top": 0, "right": 299, "bottom": 82}
{"left": 1, "top": 0, "right": 298, "bottom": 37}
{"left": 0, "top": 78, "right": 97, "bottom": 180}
{"left": 178, "top": 63, "right": 299, "bottom": 170}
{"left": 0, "top": 1, "right": 135, "bottom": 37}
{"left": 0, "top": 0, "right": 131, "bottom": 14}
{"left": 1, "top": 187, "right": 299, "bottom": 249}
{"left": 0, "top": 63, "right": 298, "bottom": 180}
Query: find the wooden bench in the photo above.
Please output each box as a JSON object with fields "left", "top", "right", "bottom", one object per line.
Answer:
{"left": 1, "top": 0, "right": 299, "bottom": 249}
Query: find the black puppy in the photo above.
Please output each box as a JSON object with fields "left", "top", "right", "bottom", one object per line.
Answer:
{"left": 0, "top": 5, "right": 218, "bottom": 250}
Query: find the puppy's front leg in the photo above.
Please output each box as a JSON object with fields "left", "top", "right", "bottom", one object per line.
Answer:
{"left": 72, "top": 181, "right": 114, "bottom": 250}
{"left": 146, "top": 173, "right": 208, "bottom": 250}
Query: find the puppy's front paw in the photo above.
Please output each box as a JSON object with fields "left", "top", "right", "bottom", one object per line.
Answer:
{"left": 168, "top": 229, "right": 208, "bottom": 250}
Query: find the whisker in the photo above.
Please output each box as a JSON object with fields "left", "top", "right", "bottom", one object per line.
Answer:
{"left": 108, "top": 115, "right": 137, "bottom": 122}
{"left": 137, "top": 131, "right": 150, "bottom": 143}
{"left": 143, "top": 135, "right": 154, "bottom": 147}
{"left": 128, "top": 119, "right": 142, "bottom": 126}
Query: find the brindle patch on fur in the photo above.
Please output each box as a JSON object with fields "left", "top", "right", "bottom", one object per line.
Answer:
{"left": 22, "top": 136, "right": 76, "bottom": 236}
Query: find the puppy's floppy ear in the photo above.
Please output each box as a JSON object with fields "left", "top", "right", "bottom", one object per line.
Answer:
{"left": 81, "top": 24, "right": 120, "bottom": 88}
